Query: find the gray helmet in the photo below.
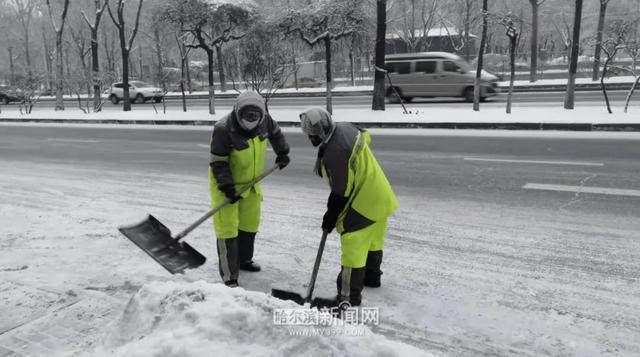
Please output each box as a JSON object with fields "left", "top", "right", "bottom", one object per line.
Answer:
{"left": 234, "top": 91, "right": 265, "bottom": 131}
{"left": 299, "top": 107, "right": 336, "bottom": 144}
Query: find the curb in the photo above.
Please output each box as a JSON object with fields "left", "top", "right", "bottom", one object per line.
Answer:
{"left": 26, "top": 82, "right": 637, "bottom": 103}
{"left": 2, "top": 118, "right": 640, "bottom": 131}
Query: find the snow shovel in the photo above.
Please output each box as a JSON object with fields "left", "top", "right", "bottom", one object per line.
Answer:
{"left": 271, "top": 230, "right": 329, "bottom": 306}
{"left": 118, "top": 165, "right": 280, "bottom": 275}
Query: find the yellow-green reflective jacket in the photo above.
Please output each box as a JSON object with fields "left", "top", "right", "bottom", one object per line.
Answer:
{"left": 209, "top": 113, "right": 288, "bottom": 198}
{"left": 320, "top": 123, "right": 398, "bottom": 229}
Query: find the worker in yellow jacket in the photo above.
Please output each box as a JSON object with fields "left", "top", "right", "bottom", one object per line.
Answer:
{"left": 209, "top": 91, "right": 290, "bottom": 287}
{"left": 299, "top": 107, "right": 398, "bottom": 306}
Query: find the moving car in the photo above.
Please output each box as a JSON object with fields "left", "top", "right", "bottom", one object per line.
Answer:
{"left": 384, "top": 52, "right": 500, "bottom": 103}
{"left": 109, "top": 81, "right": 164, "bottom": 104}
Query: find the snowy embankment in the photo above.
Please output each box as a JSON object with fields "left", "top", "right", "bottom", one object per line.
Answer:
{"left": 2, "top": 105, "right": 640, "bottom": 126}
{"left": 94, "top": 281, "right": 430, "bottom": 357}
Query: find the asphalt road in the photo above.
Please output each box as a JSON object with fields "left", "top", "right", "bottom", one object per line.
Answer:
{"left": 2, "top": 124, "right": 639, "bottom": 355}
{"left": 1, "top": 124, "right": 639, "bottom": 217}
{"left": 12, "top": 90, "right": 639, "bottom": 111}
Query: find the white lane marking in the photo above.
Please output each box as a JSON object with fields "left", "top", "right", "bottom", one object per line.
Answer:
{"left": 47, "top": 138, "right": 99, "bottom": 143}
{"left": 153, "top": 150, "right": 204, "bottom": 155}
{"left": 524, "top": 183, "right": 640, "bottom": 197}
{"left": 464, "top": 157, "right": 604, "bottom": 167}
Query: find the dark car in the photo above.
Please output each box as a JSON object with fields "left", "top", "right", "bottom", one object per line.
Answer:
{"left": 0, "top": 86, "right": 24, "bottom": 105}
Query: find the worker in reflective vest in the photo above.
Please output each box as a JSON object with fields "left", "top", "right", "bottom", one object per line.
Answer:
{"left": 209, "top": 91, "right": 290, "bottom": 287}
{"left": 299, "top": 107, "right": 398, "bottom": 306}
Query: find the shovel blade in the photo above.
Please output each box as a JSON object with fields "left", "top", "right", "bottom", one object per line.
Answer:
{"left": 271, "top": 288, "right": 306, "bottom": 305}
{"left": 118, "top": 214, "right": 206, "bottom": 274}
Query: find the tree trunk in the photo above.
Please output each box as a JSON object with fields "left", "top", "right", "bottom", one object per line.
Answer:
{"left": 42, "top": 26, "right": 52, "bottom": 94}
{"left": 372, "top": 0, "right": 386, "bottom": 111}
{"left": 215, "top": 45, "right": 226, "bottom": 93}
{"left": 624, "top": 75, "right": 640, "bottom": 113}
{"left": 55, "top": 34, "right": 65, "bottom": 110}
{"left": 464, "top": 0, "right": 471, "bottom": 61}
{"left": 138, "top": 46, "right": 144, "bottom": 80}
{"left": 564, "top": 0, "right": 583, "bottom": 110}
{"left": 601, "top": 56, "right": 612, "bottom": 113}
{"left": 180, "top": 54, "right": 187, "bottom": 112}
{"left": 90, "top": 27, "right": 101, "bottom": 112}
{"left": 349, "top": 47, "right": 355, "bottom": 87}
{"left": 592, "top": 1, "right": 607, "bottom": 81}
{"left": 24, "top": 27, "right": 32, "bottom": 83}
{"left": 9, "top": 47, "right": 15, "bottom": 86}
{"left": 473, "top": 0, "right": 488, "bottom": 111}
{"left": 185, "top": 51, "right": 192, "bottom": 93}
{"left": 324, "top": 37, "right": 333, "bottom": 114}
{"left": 530, "top": 1, "right": 539, "bottom": 82}
{"left": 122, "top": 49, "right": 131, "bottom": 111}
{"left": 154, "top": 24, "right": 164, "bottom": 89}
{"left": 507, "top": 35, "right": 516, "bottom": 114}
{"left": 292, "top": 43, "right": 299, "bottom": 90}
{"left": 206, "top": 48, "right": 216, "bottom": 115}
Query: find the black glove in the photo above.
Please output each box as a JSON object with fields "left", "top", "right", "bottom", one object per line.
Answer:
{"left": 276, "top": 154, "right": 290, "bottom": 169}
{"left": 322, "top": 193, "right": 349, "bottom": 233}
{"left": 219, "top": 183, "right": 241, "bottom": 203}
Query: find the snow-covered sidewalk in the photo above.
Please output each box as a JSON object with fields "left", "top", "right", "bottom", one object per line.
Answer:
{"left": 2, "top": 105, "right": 640, "bottom": 129}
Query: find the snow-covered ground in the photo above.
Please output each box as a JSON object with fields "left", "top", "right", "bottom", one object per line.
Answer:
{"left": 1, "top": 131, "right": 639, "bottom": 355}
{"left": 497, "top": 75, "right": 639, "bottom": 87}
{"left": 0, "top": 161, "right": 434, "bottom": 357}
{"left": 2, "top": 105, "right": 640, "bottom": 125}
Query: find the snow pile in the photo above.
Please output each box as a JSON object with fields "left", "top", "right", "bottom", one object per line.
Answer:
{"left": 94, "top": 281, "right": 432, "bottom": 357}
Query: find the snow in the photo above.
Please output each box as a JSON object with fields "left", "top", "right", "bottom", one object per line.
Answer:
{"left": 2, "top": 105, "right": 640, "bottom": 125}
{"left": 93, "top": 281, "right": 430, "bottom": 357}
{"left": 498, "top": 75, "right": 639, "bottom": 87}
{"left": 1, "top": 131, "right": 639, "bottom": 355}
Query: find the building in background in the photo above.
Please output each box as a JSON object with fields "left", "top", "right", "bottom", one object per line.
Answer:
{"left": 385, "top": 27, "right": 477, "bottom": 58}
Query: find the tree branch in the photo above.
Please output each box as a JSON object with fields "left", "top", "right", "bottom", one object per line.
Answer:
{"left": 127, "top": 0, "right": 143, "bottom": 49}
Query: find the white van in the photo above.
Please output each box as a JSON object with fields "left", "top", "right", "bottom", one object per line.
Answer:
{"left": 384, "top": 52, "right": 500, "bottom": 103}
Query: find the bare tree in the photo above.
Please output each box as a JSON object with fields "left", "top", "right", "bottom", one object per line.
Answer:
{"left": 45, "top": 0, "right": 71, "bottom": 111}
{"left": 81, "top": 0, "right": 108, "bottom": 112}
{"left": 564, "top": 0, "right": 583, "bottom": 110}
{"left": 489, "top": 13, "right": 521, "bottom": 114}
{"left": 372, "top": 0, "right": 387, "bottom": 111}
{"left": 281, "top": 0, "right": 365, "bottom": 114}
{"left": 175, "top": 32, "right": 191, "bottom": 112}
{"left": 473, "top": 0, "right": 488, "bottom": 111}
{"left": 108, "top": 0, "right": 144, "bottom": 112}
{"left": 41, "top": 21, "right": 53, "bottom": 94}
{"left": 528, "top": 0, "right": 546, "bottom": 82}
{"left": 163, "top": 0, "right": 251, "bottom": 114}
{"left": 392, "top": 0, "right": 438, "bottom": 53}
{"left": 12, "top": 0, "right": 37, "bottom": 83}
{"left": 239, "top": 19, "right": 297, "bottom": 112}
{"left": 451, "top": 0, "right": 475, "bottom": 61}
{"left": 69, "top": 26, "right": 92, "bottom": 101}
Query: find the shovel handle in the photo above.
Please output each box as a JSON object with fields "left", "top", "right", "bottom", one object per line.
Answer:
{"left": 305, "top": 230, "right": 329, "bottom": 303}
{"left": 173, "top": 165, "right": 280, "bottom": 241}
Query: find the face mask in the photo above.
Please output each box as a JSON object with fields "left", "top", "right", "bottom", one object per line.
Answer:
{"left": 308, "top": 135, "right": 323, "bottom": 147}
{"left": 241, "top": 119, "right": 259, "bottom": 130}
{"left": 238, "top": 107, "right": 262, "bottom": 131}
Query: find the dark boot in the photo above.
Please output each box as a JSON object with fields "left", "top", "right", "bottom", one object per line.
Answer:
{"left": 216, "top": 238, "right": 239, "bottom": 284}
{"left": 364, "top": 250, "right": 383, "bottom": 288}
{"left": 336, "top": 267, "right": 366, "bottom": 306}
{"left": 224, "top": 280, "right": 238, "bottom": 288}
{"left": 238, "top": 230, "right": 261, "bottom": 272}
